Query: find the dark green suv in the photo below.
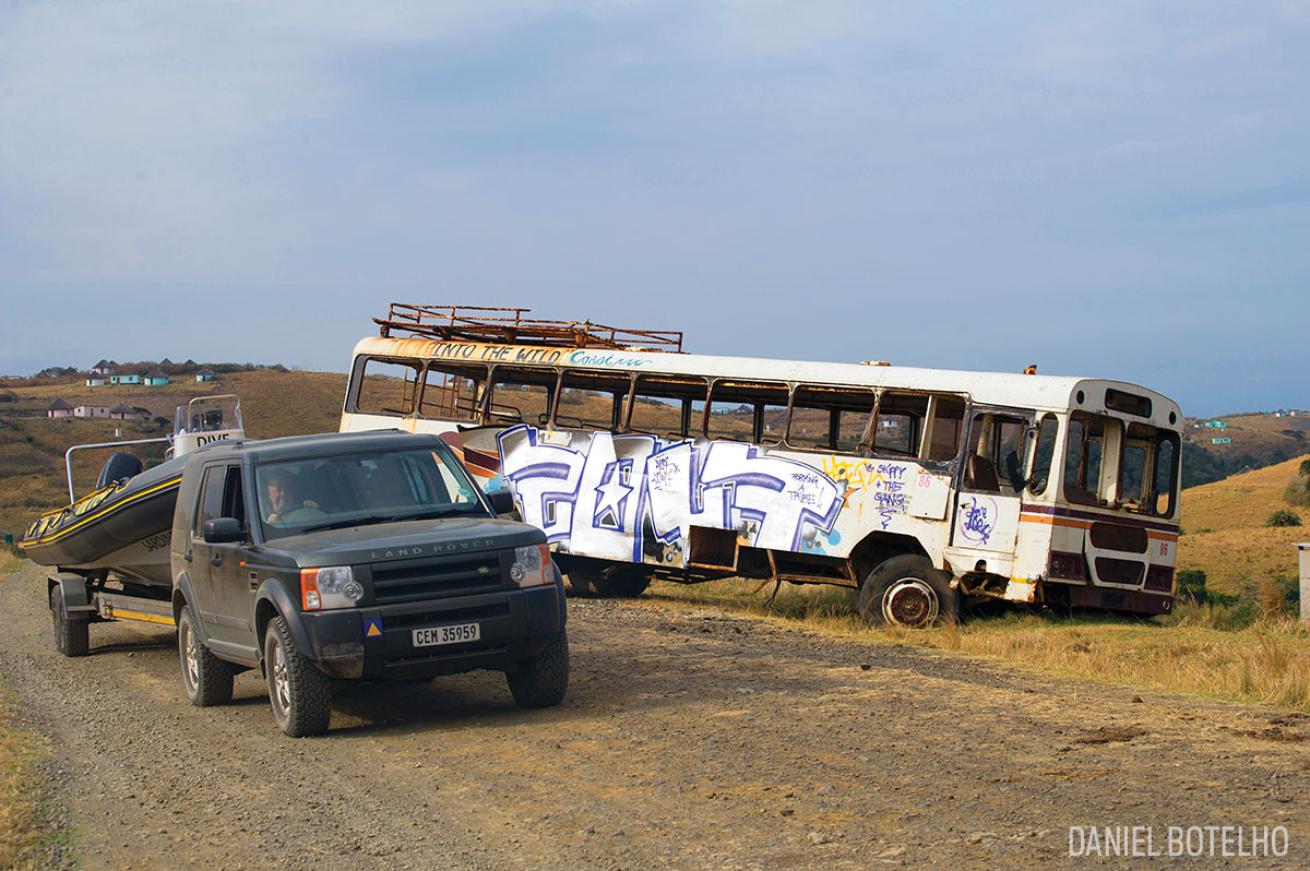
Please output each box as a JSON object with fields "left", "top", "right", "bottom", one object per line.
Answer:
{"left": 170, "top": 430, "right": 568, "bottom": 736}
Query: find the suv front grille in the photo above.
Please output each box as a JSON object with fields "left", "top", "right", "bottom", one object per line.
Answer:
{"left": 371, "top": 553, "right": 505, "bottom": 604}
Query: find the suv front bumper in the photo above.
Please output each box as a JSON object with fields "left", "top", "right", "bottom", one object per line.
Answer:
{"left": 297, "top": 580, "right": 566, "bottom": 680}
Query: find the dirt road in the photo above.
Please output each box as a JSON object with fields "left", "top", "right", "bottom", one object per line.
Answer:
{"left": 2, "top": 561, "right": 1308, "bottom": 869}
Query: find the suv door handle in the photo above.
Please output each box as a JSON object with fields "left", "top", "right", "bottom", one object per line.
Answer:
{"left": 210, "top": 554, "right": 223, "bottom": 567}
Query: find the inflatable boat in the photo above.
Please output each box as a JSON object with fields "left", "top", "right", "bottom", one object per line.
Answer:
{"left": 20, "top": 395, "right": 244, "bottom": 589}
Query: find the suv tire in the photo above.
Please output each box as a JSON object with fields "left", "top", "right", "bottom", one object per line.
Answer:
{"left": 50, "top": 586, "right": 89, "bottom": 658}
{"left": 264, "top": 616, "right": 332, "bottom": 737}
{"left": 178, "top": 604, "right": 235, "bottom": 706}
{"left": 507, "top": 630, "right": 569, "bottom": 708}
{"left": 858, "top": 554, "right": 958, "bottom": 629}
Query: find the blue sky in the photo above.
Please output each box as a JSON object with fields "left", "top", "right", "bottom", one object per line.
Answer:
{"left": 1, "top": 1, "right": 1306, "bottom": 417}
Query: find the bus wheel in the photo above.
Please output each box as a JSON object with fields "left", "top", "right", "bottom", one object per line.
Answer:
{"left": 593, "top": 566, "right": 650, "bottom": 599}
{"left": 858, "top": 555, "right": 957, "bottom": 629}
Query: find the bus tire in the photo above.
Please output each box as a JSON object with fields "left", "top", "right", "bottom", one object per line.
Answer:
{"left": 858, "top": 554, "right": 957, "bottom": 629}
{"left": 50, "top": 586, "right": 89, "bottom": 657}
{"left": 592, "top": 565, "right": 650, "bottom": 599}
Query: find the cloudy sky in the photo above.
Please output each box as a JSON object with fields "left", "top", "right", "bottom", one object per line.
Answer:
{"left": 2, "top": 1, "right": 1307, "bottom": 416}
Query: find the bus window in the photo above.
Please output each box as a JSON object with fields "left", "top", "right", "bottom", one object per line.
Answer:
{"left": 419, "top": 362, "right": 487, "bottom": 422}
{"left": 352, "top": 358, "right": 421, "bottom": 417}
{"left": 873, "top": 393, "right": 922, "bottom": 456}
{"left": 556, "top": 370, "right": 629, "bottom": 431}
{"left": 1152, "top": 433, "right": 1179, "bottom": 517}
{"left": 627, "top": 375, "right": 708, "bottom": 438}
{"left": 1065, "top": 414, "right": 1105, "bottom": 506}
{"left": 963, "top": 411, "right": 1028, "bottom": 493}
{"left": 787, "top": 385, "right": 875, "bottom": 452}
{"left": 708, "top": 380, "right": 789, "bottom": 443}
{"left": 926, "top": 396, "right": 966, "bottom": 461}
{"left": 487, "top": 367, "right": 557, "bottom": 426}
{"left": 1028, "top": 414, "right": 1059, "bottom": 496}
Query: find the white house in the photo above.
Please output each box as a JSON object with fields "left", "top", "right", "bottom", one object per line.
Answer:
{"left": 86, "top": 375, "right": 106, "bottom": 387}
{"left": 74, "top": 405, "right": 111, "bottom": 419}
{"left": 89, "top": 359, "right": 115, "bottom": 376}
{"left": 48, "top": 398, "right": 74, "bottom": 419}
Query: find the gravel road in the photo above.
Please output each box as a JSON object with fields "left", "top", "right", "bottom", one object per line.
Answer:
{"left": 2, "top": 560, "right": 1308, "bottom": 869}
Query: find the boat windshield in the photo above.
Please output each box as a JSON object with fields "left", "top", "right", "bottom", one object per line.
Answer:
{"left": 255, "top": 447, "right": 486, "bottom": 541}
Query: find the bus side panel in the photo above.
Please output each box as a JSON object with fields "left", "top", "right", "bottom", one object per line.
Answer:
{"left": 484, "top": 424, "right": 951, "bottom": 569}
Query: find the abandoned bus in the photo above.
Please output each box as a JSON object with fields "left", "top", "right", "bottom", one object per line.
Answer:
{"left": 337, "top": 305, "right": 1182, "bottom": 628}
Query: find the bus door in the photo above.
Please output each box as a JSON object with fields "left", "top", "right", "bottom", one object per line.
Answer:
{"left": 950, "top": 408, "right": 1031, "bottom": 566}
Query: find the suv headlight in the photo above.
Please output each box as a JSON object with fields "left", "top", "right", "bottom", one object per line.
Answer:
{"left": 509, "top": 544, "right": 553, "bottom": 588}
{"left": 301, "top": 566, "right": 364, "bottom": 610}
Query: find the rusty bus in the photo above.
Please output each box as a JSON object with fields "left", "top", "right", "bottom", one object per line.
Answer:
{"left": 336, "top": 305, "right": 1182, "bottom": 628}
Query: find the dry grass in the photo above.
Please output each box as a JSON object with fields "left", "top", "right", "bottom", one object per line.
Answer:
{"left": 1176, "top": 454, "right": 1309, "bottom": 593}
{"left": 644, "top": 580, "right": 1310, "bottom": 712}
{"left": 1180, "top": 454, "right": 1309, "bottom": 532}
{"left": 0, "top": 555, "right": 55, "bottom": 868}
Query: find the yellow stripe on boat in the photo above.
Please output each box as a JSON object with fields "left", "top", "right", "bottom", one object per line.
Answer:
{"left": 19, "top": 477, "right": 183, "bottom": 547}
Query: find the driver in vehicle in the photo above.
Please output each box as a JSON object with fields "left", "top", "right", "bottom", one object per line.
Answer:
{"left": 263, "top": 470, "right": 319, "bottom": 523}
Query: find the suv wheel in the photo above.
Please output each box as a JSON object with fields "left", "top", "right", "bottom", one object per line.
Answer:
{"left": 178, "top": 604, "right": 234, "bottom": 706}
{"left": 264, "top": 616, "right": 332, "bottom": 737}
{"left": 506, "top": 630, "right": 569, "bottom": 708}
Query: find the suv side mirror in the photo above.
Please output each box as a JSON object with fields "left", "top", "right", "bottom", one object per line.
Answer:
{"left": 487, "top": 490, "right": 515, "bottom": 516}
{"left": 203, "top": 517, "right": 245, "bottom": 544}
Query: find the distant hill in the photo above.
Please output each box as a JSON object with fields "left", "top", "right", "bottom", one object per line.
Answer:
{"left": 0, "top": 370, "right": 346, "bottom": 540}
{"left": 1177, "top": 454, "right": 1309, "bottom": 593}
{"left": 1181, "top": 410, "right": 1310, "bottom": 488}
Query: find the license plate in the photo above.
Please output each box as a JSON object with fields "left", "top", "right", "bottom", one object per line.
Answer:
{"left": 412, "top": 622, "right": 480, "bottom": 647}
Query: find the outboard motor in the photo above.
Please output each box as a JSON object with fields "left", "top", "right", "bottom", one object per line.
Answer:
{"left": 95, "top": 452, "right": 144, "bottom": 489}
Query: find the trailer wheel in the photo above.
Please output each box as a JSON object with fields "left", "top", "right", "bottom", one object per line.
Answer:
{"left": 858, "top": 555, "right": 958, "bottom": 629}
{"left": 264, "top": 616, "right": 332, "bottom": 737}
{"left": 506, "top": 630, "right": 569, "bottom": 708}
{"left": 177, "top": 604, "right": 234, "bottom": 706}
{"left": 50, "top": 586, "right": 89, "bottom": 657}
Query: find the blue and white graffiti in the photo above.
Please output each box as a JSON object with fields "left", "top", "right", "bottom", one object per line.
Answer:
{"left": 497, "top": 425, "right": 844, "bottom": 564}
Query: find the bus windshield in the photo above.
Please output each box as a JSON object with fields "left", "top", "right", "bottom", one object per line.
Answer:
{"left": 256, "top": 448, "right": 485, "bottom": 540}
{"left": 1063, "top": 414, "right": 1179, "bottom": 517}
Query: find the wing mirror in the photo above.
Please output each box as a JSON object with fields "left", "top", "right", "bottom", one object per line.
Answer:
{"left": 487, "top": 490, "right": 516, "bottom": 516}
{"left": 203, "top": 517, "right": 245, "bottom": 544}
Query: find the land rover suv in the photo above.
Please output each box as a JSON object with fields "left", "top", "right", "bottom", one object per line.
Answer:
{"left": 170, "top": 430, "right": 568, "bottom": 736}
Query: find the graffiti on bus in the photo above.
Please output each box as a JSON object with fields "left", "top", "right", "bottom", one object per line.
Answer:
{"left": 494, "top": 425, "right": 845, "bottom": 564}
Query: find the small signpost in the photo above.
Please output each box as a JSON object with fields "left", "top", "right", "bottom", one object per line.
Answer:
{"left": 1299, "top": 544, "right": 1310, "bottom": 624}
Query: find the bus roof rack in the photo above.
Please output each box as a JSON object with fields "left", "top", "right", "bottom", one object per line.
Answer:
{"left": 374, "top": 304, "right": 684, "bottom": 353}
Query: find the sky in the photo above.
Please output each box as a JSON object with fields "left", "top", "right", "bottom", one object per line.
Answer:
{"left": 1, "top": 1, "right": 1307, "bottom": 417}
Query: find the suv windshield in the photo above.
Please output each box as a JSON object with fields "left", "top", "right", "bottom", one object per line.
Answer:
{"left": 256, "top": 447, "right": 486, "bottom": 540}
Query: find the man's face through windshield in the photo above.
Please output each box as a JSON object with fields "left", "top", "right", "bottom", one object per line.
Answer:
{"left": 256, "top": 446, "right": 485, "bottom": 540}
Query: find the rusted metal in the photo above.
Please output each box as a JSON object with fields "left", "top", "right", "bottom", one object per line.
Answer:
{"left": 374, "top": 304, "right": 684, "bottom": 353}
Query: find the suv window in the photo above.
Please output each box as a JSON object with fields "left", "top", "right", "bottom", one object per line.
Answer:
{"left": 195, "top": 466, "right": 227, "bottom": 536}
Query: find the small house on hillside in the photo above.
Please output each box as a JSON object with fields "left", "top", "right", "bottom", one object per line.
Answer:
{"left": 48, "top": 398, "right": 73, "bottom": 419}
{"left": 144, "top": 368, "right": 169, "bottom": 387}
{"left": 195, "top": 368, "right": 216, "bottom": 383}
{"left": 111, "top": 369, "right": 143, "bottom": 385}
{"left": 90, "top": 359, "right": 114, "bottom": 376}
{"left": 109, "top": 405, "right": 148, "bottom": 421}
{"left": 86, "top": 374, "right": 106, "bottom": 387}
{"left": 74, "top": 405, "right": 110, "bottom": 419}
{"left": 1204, "top": 420, "right": 1229, "bottom": 429}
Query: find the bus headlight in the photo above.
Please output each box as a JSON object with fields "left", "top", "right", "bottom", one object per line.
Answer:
{"left": 509, "top": 544, "right": 553, "bottom": 587}
{"left": 301, "top": 566, "right": 364, "bottom": 610}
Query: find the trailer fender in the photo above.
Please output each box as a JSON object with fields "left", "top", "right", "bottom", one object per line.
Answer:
{"left": 254, "top": 580, "right": 313, "bottom": 664}
{"left": 48, "top": 573, "right": 93, "bottom": 617}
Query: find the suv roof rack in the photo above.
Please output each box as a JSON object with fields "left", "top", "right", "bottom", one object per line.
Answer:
{"left": 374, "top": 304, "right": 684, "bottom": 353}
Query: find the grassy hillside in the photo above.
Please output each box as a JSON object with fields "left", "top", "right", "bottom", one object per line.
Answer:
{"left": 1177, "top": 454, "right": 1309, "bottom": 593}
{"left": 0, "top": 371, "right": 346, "bottom": 539}
{"left": 1181, "top": 411, "right": 1310, "bottom": 487}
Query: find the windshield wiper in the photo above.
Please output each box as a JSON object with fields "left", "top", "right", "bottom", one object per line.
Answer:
{"left": 301, "top": 514, "right": 396, "bottom": 533}
{"left": 389, "top": 505, "right": 486, "bottom": 522}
